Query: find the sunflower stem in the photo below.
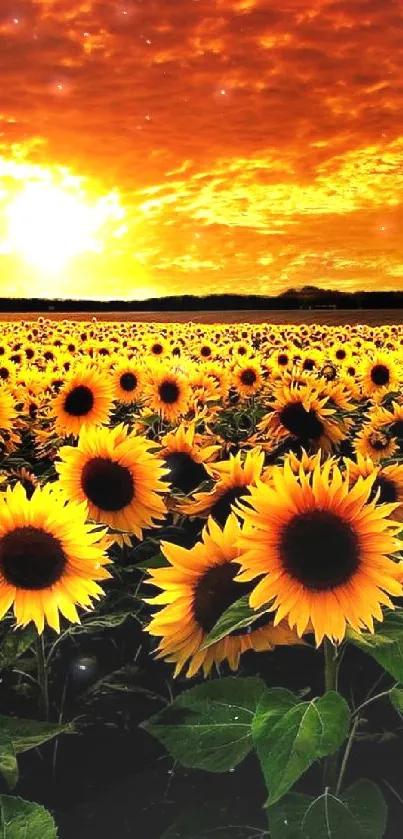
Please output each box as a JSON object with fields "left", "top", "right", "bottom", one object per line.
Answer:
{"left": 323, "top": 638, "right": 338, "bottom": 791}
{"left": 36, "top": 634, "right": 49, "bottom": 721}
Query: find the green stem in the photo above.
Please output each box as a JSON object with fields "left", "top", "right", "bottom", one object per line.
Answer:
{"left": 324, "top": 638, "right": 338, "bottom": 693}
{"left": 352, "top": 684, "right": 398, "bottom": 718}
{"left": 323, "top": 639, "right": 338, "bottom": 791}
{"left": 336, "top": 715, "right": 360, "bottom": 796}
{"left": 36, "top": 634, "right": 49, "bottom": 720}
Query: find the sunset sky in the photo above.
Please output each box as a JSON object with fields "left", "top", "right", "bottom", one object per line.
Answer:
{"left": 0, "top": 0, "right": 402, "bottom": 299}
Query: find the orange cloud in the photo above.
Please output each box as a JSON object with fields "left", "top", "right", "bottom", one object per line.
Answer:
{"left": 0, "top": 0, "right": 402, "bottom": 298}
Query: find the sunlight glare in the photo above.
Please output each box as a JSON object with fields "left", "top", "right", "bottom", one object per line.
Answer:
{"left": 6, "top": 180, "right": 123, "bottom": 273}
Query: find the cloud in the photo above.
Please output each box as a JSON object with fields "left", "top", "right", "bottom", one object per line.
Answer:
{"left": 0, "top": 0, "right": 401, "bottom": 298}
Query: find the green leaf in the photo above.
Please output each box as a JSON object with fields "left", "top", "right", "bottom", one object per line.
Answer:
{"left": 0, "top": 736, "right": 18, "bottom": 790}
{"left": 141, "top": 676, "right": 266, "bottom": 772}
{"left": 0, "top": 716, "right": 74, "bottom": 753}
{"left": 269, "top": 793, "right": 314, "bottom": 839}
{"left": 315, "top": 692, "right": 351, "bottom": 757}
{"left": 0, "top": 795, "right": 57, "bottom": 838}
{"left": 162, "top": 803, "right": 259, "bottom": 839}
{"left": 136, "top": 552, "right": 169, "bottom": 570}
{"left": 69, "top": 611, "right": 135, "bottom": 633}
{"left": 252, "top": 688, "right": 298, "bottom": 742}
{"left": 302, "top": 780, "right": 387, "bottom": 839}
{"left": 0, "top": 627, "right": 36, "bottom": 671}
{"left": 255, "top": 691, "right": 350, "bottom": 805}
{"left": 200, "top": 595, "right": 270, "bottom": 650}
{"left": 389, "top": 687, "right": 403, "bottom": 713}
{"left": 347, "top": 610, "right": 403, "bottom": 682}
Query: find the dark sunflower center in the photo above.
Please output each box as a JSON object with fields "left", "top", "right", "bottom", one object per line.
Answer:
{"left": 193, "top": 562, "right": 252, "bottom": 633}
{"left": 158, "top": 381, "right": 180, "bottom": 404}
{"left": 201, "top": 346, "right": 211, "bottom": 357}
{"left": 211, "top": 486, "right": 250, "bottom": 526}
{"left": 152, "top": 343, "right": 163, "bottom": 355}
{"left": 240, "top": 369, "right": 257, "bottom": 386}
{"left": 370, "top": 364, "right": 390, "bottom": 386}
{"left": 81, "top": 457, "right": 135, "bottom": 511}
{"left": 369, "top": 432, "right": 389, "bottom": 451}
{"left": 323, "top": 365, "right": 337, "bottom": 380}
{"left": 163, "top": 451, "right": 208, "bottom": 494}
{"left": 303, "top": 359, "right": 315, "bottom": 371}
{"left": 335, "top": 349, "right": 346, "bottom": 360}
{"left": 120, "top": 372, "right": 137, "bottom": 392}
{"left": 278, "top": 354, "right": 288, "bottom": 366}
{"left": 64, "top": 385, "right": 94, "bottom": 417}
{"left": 279, "top": 510, "right": 360, "bottom": 591}
{"left": 0, "top": 367, "right": 9, "bottom": 380}
{"left": 279, "top": 402, "right": 324, "bottom": 441}
{"left": 0, "top": 526, "right": 66, "bottom": 590}
{"left": 369, "top": 476, "right": 397, "bottom": 504}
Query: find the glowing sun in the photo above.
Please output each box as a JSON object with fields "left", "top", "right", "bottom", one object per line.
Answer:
{"left": 5, "top": 180, "right": 122, "bottom": 273}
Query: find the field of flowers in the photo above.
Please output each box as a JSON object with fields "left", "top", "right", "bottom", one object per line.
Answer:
{"left": 1, "top": 316, "right": 403, "bottom": 837}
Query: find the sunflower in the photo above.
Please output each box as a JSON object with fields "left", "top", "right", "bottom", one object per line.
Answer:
{"left": 344, "top": 453, "right": 403, "bottom": 521}
{"left": 147, "top": 337, "right": 167, "bottom": 359}
{"left": 51, "top": 366, "right": 115, "bottom": 437}
{"left": 196, "top": 340, "right": 216, "bottom": 361}
{"left": 259, "top": 383, "right": 347, "bottom": 454}
{"left": 235, "top": 460, "right": 403, "bottom": 646}
{"left": 145, "top": 514, "right": 301, "bottom": 678}
{"left": 360, "top": 351, "right": 400, "bottom": 398}
{"left": 0, "top": 386, "right": 17, "bottom": 432}
{"left": 370, "top": 400, "right": 403, "bottom": 452}
{"left": 231, "top": 340, "right": 253, "bottom": 361}
{"left": 354, "top": 423, "right": 398, "bottom": 463}
{"left": 160, "top": 421, "right": 220, "bottom": 494}
{"left": 113, "top": 362, "right": 144, "bottom": 403}
{"left": 329, "top": 342, "right": 351, "bottom": 365}
{"left": 233, "top": 361, "right": 263, "bottom": 397}
{"left": 272, "top": 348, "right": 291, "bottom": 372}
{"left": 144, "top": 367, "right": 190, "bottom": 424}
{"left": 55, "top": 423, "right": 168, "bottom": 538}
{"left": 178, "top": 448, "right": 264, "bottom": 525}
{"left": 0, "top": 482, "right": 111, "bottom": 633}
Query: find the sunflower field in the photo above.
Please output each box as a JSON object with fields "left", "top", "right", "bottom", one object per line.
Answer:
{"left": 1, "top": 317, "right": 403, "bottom": 837}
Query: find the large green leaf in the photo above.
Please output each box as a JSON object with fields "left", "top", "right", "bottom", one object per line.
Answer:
{"left": 0, "top": 627, "right": 36, "bottom": 671}
{"left": 0, "top": 716, "right": 74, "bottom": 753}
{"left": 269, "top": 781, "right": 387, "bottom": 839}
{"left": 0, "top": 736, "right": 18, "bottom": 790}
{"left": 141, "top": 677, "right": 266, "bottom": 772}
{"left": 0, "top": 795, "right": 57, "bottom": 838}
{"left": 252, "top": 688, "right": 297, "bottom": 742}
{"left": 269, "top": 793, "right": 314, "bottom": 839}
{"left": 200, "top": 595, "right": 270, "bottom": 650}
{"left": 301, "top": 780, "right": 387, "bottom": 839}
{"left": 254, "top": 691, "right": 350, "bottom": 805}
{"left": 347, "top": 611, "right": 403, "bottom": 682}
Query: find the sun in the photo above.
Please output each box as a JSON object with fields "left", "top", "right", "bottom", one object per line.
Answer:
{"left": 5, "top": 179, "right": 123, "bottom": 273}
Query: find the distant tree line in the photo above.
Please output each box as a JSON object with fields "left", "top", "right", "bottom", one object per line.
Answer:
{"left": 2, "top": 287, "right": 403, "bottom": 311}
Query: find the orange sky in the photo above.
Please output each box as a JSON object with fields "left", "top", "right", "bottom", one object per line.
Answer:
{"left": 0, "top": 0, "right": 403, "bottom": 299}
